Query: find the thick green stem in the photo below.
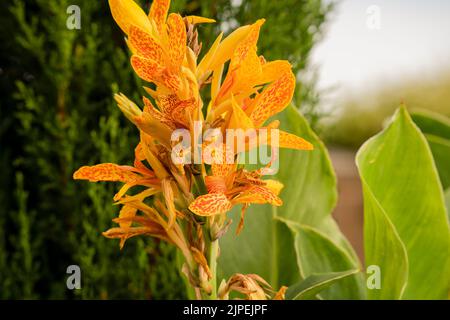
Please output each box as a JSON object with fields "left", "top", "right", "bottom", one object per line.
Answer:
{"left": 207, "top": 239, "right": 219, "bottom": 300}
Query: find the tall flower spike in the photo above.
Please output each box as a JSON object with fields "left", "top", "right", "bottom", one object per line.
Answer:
{"left": 75, "top": 0, "right": 313, "bottom": 300}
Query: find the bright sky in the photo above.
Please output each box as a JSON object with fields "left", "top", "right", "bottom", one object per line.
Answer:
{"left": 311, "top": 0, "right": 450, "bottom": 104}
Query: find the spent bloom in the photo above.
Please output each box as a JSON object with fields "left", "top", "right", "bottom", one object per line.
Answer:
{"left": 74, "top": 0, "right": 312, "bottom": 299}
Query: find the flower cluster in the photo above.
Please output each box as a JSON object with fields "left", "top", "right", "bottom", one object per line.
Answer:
{"left": 74, "top": 0, "right": 312, "bottom": 299}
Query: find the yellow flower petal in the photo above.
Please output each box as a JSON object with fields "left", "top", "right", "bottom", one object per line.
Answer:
{"left": 148, "top": 0, "right": 171, "bottom": 34}
{"left": 197, "top": 32, "right": 223, "bottom": 81}
{"left": 228, "top": 95, "right": 255, "bottom": 130}
{"left": 232, "top": 186, "right": 282, "bottom": 206}
{"left": 73, "top": 163, "right": 139, "bottom": 183}
{"left": 189, "top": 193, "right": 232, "bottom": 216}
{"left": 166, "top": 13, "right": 187, "bottom": 72}
{"left": 118, "top": 205, "right": 138, "bottom": 229}
{"left": 108, "top": 0, "right": 153, "bottom": 35}
{"left": 249, "top": 70, "right": 296, "bottom": 126}
{"left": 129, "top": 25, "right": 164, "bottom": 64}
{"left": 186, "top": 16, "right": 216, "bottom": 25}
{"left": 208, "top": 24, "right": 253, "bottom": 71}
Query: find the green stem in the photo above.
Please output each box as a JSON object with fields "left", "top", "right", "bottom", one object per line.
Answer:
{"left": 207, "top": 239, "right": 219, "bottom": 300}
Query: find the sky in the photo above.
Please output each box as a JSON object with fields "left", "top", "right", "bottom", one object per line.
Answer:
{"left": 311, "top": 0, "right": 450, "bottom": 104}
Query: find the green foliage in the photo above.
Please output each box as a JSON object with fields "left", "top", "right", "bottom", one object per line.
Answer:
{"left": 357, "top": 107, "right": 450, "bottom": 299}
{"left": 286, "top": 270, "right": 359, "bottom": 300}
{"left": 1, "top": 0, "right": 183, "bottom": 299}
{"left": 219, "top": 105, "right": 364, "bottom": 300}
{"left": 220, "top": 106, "right": 450, "bottom": 300}
{"left": 1, "top": 0, "right": 330, "bottom": 299}
{"left": 324, "top": 70, "right": 450, "bottom": 148}
{"left": 411, "top": 110, "right": 450, "bottom": 190}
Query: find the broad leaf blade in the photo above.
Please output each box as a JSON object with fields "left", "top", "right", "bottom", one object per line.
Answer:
{"left": 219, "top": 106, "right": 362, "bottom": 298}
{"left": 293, "top": 225, "right": 365, "bottom": 300}
{"left": 411, "top": 110, "right": 450, "bottom": 189}
{"left": 357, "top": 107, "right": 450, "bottom": 299}
{"left": 286, "top": 269, "right": 359, "bottom": 300}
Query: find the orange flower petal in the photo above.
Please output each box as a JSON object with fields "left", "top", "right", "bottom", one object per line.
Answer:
{"left": 166, "top": 13, "right": 187, "bottom": 71}
{"left": 148, "top": 0, "right": 171, "bottom": 34}
{"left": 131, "top": 55, "right": 163, "bottom": 83}
{"left": 205, "top": 176, "right": 227, "bottom": 193}
{"left": 278, "top": 130, "right": 313, "bottom": 150}
{"left": 259, "top": 60, "right": 292, "bottom": 85}
{"left": 230, "top": 19, "right": 265, "bottom": 70}
{"left": 118, "top": 205, "right": 138, "bottom": 229}
{"left": 233, "top": 186, "right": 283, "bottom": 206}
{"left": 189, "top": 193, "right": 232, "bottom": 216}
{"left": 73, "top": 163, "right": 139, "bottom": 183}
{"left": 185, "top": 16, "right": 216, "bottom": 25}
{"left": 249, "top": 71, "right": 296, "bottom": 126}
{"left": 109, "top": 0, "right": 153, "bottom": 35}
{"left": 129, "top": 26, "right": 164, "bottom": 64}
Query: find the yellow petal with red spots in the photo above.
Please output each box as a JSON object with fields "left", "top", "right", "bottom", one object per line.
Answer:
{"left": 205, "top": 176, "right": 228, "bottom": 193}
{"left": 263, "top": 180, "right": 284, "bottom": 195}
{"left": 233, "top": 186, "right": 282, "bottom": 206}
{"left": 148, "top": 0, "right": 171, "bottom": 34}
{"left": 108, "top": 0, "right": 153, "bottom": 35}
{"left": 129, "top": 26, "right": 164, "bottom": 64}
{"left": 166, "top": 13, "right": 187, "bottom": 71}
{"left": 249, "top": 71, "right": 296, "bottom": 126}
{"left": 131, "top": 55, "right": 163, "bottom": 83}
{"left": 278, "top": 130, "right": 313, "bottom": 150}
{"left": 73, "top": 163, "right": 139, "bottom": 183}
{"left": 230, "top": 19, "right": 265, "bottom": 70}
{"left": 208, "top": 24, "right": 253, "bottom": 71}
{"left": 189, "top": 193, "right": 232, "bottom": 216}
{"left": 259, "top": 60, "right": 292, "bottom": 85}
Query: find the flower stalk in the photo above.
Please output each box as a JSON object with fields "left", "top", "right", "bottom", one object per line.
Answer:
{"left": 73, "top": 0, "right": 313, "bottom": 300}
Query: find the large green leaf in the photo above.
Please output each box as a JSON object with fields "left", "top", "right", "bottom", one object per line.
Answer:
{"left": 293, "top": 225, "right": 365, "bottom": 299}
{"left": 445, "top": 188, "right": 450, "bottom": 221}
{"left": 357, "top": 107, "right": 450, "bottom": 299}
{"left": 411, "top": 110, "right": 450, "bottom": 140}
{"left": 219, "top": 106, "right": 362, "bottom": 298}
{"left": 424, "top": 134, "right": 450, "bottom": 189}
{"left": 360, "top": 180, "right": 408, "bottom": 299}
{"left": 411, "top": 110, "right": 450, "bottom": 189}
{"left": 286, "top": 269, "right": 359, "bottom": 300}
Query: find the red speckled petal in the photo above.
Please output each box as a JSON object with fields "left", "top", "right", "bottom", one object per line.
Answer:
{"left": 73, "top": 163, "right": 139, "bottom": 183}
{"left": 188, "top": 193, "right": 232, "bottom": 216}
{"left": 249, "top": 71, "right": 296, "bottom": 126}
{"left": 166, "top": 13, "right": 187, "bottom": 71}
{"left": 148, "top": 0, "right": 171, "bottom": 34}
{"left": 278, "top": 130, "right": 313, "bottom": 150}
{"left": 131, "top": 55, "right": 163, "bottom": 83}
{"left": 129, "top": 26, "right": 164, "bottom": 65}
{"left": 232, "top": 186, "right": 282, "bottom": 206}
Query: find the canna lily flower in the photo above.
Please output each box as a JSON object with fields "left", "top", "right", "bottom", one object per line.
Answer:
{"left": 74, "top": 0, "right": 314, "bottom": 299}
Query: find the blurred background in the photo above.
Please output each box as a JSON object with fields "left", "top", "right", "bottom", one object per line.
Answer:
{"left": 0, "top": 0, "right": 448, "bottom": 299}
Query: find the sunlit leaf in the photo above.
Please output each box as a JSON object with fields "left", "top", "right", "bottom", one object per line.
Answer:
{"left": 357, "top": 107, "right": 450, "bottom": 299}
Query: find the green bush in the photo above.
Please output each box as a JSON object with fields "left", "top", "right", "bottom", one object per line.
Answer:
{"left": 0, "top": 0, "right": 331, "bottom": 299}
